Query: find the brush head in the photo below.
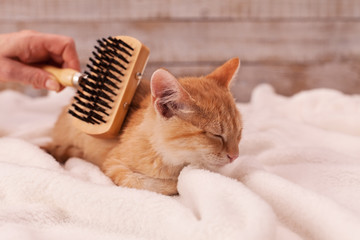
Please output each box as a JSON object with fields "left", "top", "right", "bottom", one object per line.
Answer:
{"left": 68, "top": 36, "right": 150, "bottom": 138}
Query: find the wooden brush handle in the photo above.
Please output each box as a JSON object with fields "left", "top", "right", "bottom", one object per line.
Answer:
{"left": 41, "top": 65, "right": 80, "bottom": 87}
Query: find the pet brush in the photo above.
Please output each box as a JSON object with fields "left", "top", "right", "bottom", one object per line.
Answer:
{"left": 43, "top": 36, "right": 150, "bottom": 138}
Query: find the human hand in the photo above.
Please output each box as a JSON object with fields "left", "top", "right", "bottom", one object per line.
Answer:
{"left": 0, "top": 30, "right": 80, "bottom": 91}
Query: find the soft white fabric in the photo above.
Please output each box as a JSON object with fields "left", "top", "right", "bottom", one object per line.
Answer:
{"left": 0, "top": 85, "right": 359, "bottom": 240}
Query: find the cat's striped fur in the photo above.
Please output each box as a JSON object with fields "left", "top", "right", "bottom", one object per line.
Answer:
{"left": 45, "top": 58, "right": 242, "bottom": 195}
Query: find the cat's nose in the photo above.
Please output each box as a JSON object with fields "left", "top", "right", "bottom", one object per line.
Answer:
{"left": 227, "top": 154, "right": 239, "bottom": 162}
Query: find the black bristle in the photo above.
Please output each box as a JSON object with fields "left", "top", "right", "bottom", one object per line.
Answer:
{"left": 94, "top": 104, "right": 109, "bottom": 116}
{"left": 69, "top": 36, "right": 134, "bottom": 124}
{"left": 77, "top": 91, "right": 92, "bottom": 102}
{"left": 81, "top": 85, "right": 97, "bottom": 96}
{"left": 99, "top": 91, "right": 114, "bottom": 102}
{"left": 109, "top": 37, "right": 134, "bottom": 51}
{"left": 116, "top": 52, "right": 130, "bottom": 64}
{"left": 89, "top": 111, "right": 106, "bottom": 123}
{"left": 96, "top": 98, "right": 112, "bottom": 109}
{"left": 96, "top": 39, "right": 103, "bottom": 46}
{"left": 94, "top": 45, "right": 101, "bottom": 53}
{"left": 74, "top": 96, "right": 108, "bottom": 116}
{"left": 108, "top": 58, "right": 126, "bottom": 71}
{"left": 104, "top": 37, "right": 132, "bottom": 57}
{"left": 86, "top": 64, "right": 98, "bottom": 74}
{"left": 89, "top": 58, "right": 98, "bottom": 67}
{"left": 74, "top": 96, "right": 91, "bottom": 108}
{"left": 93, "top": 51, "right": 108, "bottom": 63}
{"left": 72, "top": 104, "right": 88, "bottom": 115}
{"left": 88, "top": 117, "right": 100, "bottom": 125}
{"left": 118, "top": 39, "right": 134, "bottom": 51}
{"left": 104, "top": 78, "right": 120, "bottom": 89}
{"left": 106, "top": 71, "right": 119, "bottom": 82}
{"left": 68, "top": 109, "right": 86, "bottom": 122}
{"left": 108, "top": 65, "right": 123, "bottom": 76}
{"left": 97, "top": 82, "right": 116, "bottom": 96}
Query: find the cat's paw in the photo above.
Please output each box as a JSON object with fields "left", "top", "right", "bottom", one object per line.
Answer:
{"left": 41, "top": 142, "right": 83, "bottom": 164}
{"left": 143, "top": 177, "right": 178, "bottom": 196}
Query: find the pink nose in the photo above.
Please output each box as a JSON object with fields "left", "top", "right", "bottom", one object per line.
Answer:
{"left": 227, "top": 154, "right": 239, "bottom": 162}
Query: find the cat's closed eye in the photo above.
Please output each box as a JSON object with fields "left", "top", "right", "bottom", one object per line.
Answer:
{"left": 205, "top": 131, "right": 225, "bottom": 144}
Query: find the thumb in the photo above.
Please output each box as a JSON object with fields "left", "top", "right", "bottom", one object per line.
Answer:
{"left": 0, "top": 58, "right": 61, "bottom": 91}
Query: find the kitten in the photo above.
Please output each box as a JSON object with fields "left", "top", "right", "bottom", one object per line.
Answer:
{"left": 45, "top": 58, "right": 243, "bottom": 195}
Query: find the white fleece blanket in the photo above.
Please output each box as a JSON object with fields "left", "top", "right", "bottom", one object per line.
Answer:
{"left": 0, "top": 84, "right": 360, "bottom": 240}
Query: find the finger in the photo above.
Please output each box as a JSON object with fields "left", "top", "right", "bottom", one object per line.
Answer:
{"left": 0, "top": 57, "right": 61, "bottom": 91}
{"left": 42, "top": 34, "right": 81, "bottom": 71}
{"left": 0, "top": 30, "right": 37, "bottom": 57}
{"left": 3, "top": 31, "right": 81, "bottom": 71}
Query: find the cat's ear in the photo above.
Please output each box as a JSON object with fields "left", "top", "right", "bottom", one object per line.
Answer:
{"left": 150, "top": 69, "right": 192, "bottom": 119}
{"left": 207, "top": 57, "right": 240, "bottom": 88}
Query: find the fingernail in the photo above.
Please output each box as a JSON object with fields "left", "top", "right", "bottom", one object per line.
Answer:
{"left": 45, "top": 79, "right": 60, "bottom": 92}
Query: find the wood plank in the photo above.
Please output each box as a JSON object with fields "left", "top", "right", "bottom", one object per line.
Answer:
{"left": 2, "top": 61, "right": 359, "bottom": 101}
{"left": 145, "top": 60, "right": 360, "bottom": 102}
{"left": 1, "top": 21, "right": 360, "bottom": 64}
{"left": 1, "top": 0, "right": 360, "bottom": 21}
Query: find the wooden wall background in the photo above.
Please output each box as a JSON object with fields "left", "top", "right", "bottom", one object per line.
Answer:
{"left": 1, "top": 0, "right": 360, "bottom": 101}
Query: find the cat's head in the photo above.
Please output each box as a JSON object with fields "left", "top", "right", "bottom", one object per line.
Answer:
{"left": 150, "top": 58, "right": 242, "bottom": 170}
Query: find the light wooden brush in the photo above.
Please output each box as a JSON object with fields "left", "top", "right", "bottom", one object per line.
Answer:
{"left": 43, "top": 36, "right": 150, "bottom": 138}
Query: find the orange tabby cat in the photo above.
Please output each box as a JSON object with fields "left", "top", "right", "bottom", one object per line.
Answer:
{"left": 46, "top": 58, "right": 243, "bottom": 195}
